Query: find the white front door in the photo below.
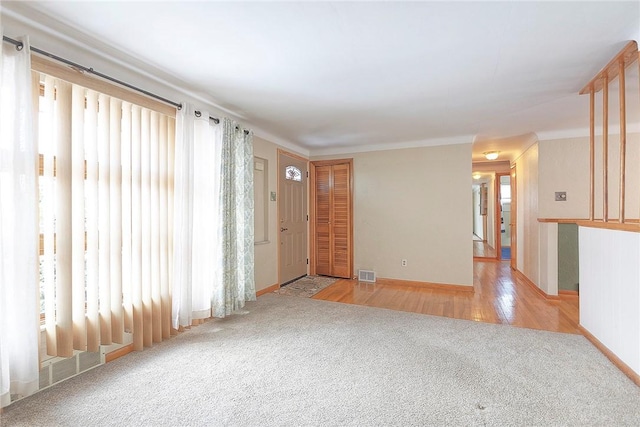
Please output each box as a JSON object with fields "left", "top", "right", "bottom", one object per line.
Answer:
{"left": 278, "top": 152, "right": 308, "bottom": 284}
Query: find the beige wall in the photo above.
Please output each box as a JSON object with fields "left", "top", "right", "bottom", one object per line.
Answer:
{"left": 539, "top": 132, "right": 640, "bottom": 220}
{"left": 472, "top": 186, "right": 482, "bottom": 239}
{"left": 610, "top": 132, "right": 640, "bottom": 220}
{"left": 624, "top": 133, "right": 640, "bottom": 220}
{"left": 538, "top": 136, "right": 590, "bottom": 219}
{"left": 486, "top": 174, "right": 496, "bottom": 249}
{"left": 534, "top": 132, "right": 640, "bottom": 295}
{"left": 314, "top": 143, "right": 473, "bottom": 287}
{"left": 252, "top": 136, "right": 281, "bottom": 292}
{"left": 515, "top": 142, "right": 540, "bottom": 286}
{"left": 538, "top": 221, "right": 558, "bottom": 295}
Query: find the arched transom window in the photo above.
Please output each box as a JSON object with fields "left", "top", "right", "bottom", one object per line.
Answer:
{"left": 285, "top": 165, "right": 302, "bottom": 182}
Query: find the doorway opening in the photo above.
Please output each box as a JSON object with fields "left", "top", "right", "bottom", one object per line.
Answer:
{"left": 309, "top": 159, "right": 353, "bottom": 279}
{"left": 472, "top": 180, "right": 497, "bottom": 259}
{"left": 471, "top": 162, "right": 516, "bottom": 265}
{"left": 498, "top": 174, "right": 512, "bottom": 260}
{"left": 558, "top": 223, "right": 579, "bottom": 295}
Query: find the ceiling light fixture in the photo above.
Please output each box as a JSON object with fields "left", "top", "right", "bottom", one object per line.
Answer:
{"left": 484, "top": 151, "right": 500, "bottom": 160}
{"left": 473, "top": 173, "right": 482, "bottom": 180}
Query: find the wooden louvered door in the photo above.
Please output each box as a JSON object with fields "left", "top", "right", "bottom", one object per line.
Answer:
{"left": 312, "top": 159, "right": 353, "bottom": 279}
{"left": 315, "top": 165, "right": 332, "bottom": 276}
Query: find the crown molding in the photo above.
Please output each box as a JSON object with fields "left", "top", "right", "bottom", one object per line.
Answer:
{"left": 536, "top": 127, "right": 590, "bottom": 141}
{"left": 251, "top": 129, "right": 310, "bottom": 158}
{"left": 309, "top": 134, "right": 474, "bottom": 157}
{"left": 537, "top": 122, "right": 640, "bottom": 141}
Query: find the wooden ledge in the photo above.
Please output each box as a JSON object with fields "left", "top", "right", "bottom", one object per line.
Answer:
{"left": 105, "top": 343, "right": 134, "bottom": 363}
{"left": 538, "top": 218, "right": 588, "bottom": 224}
{"left": 580, "top": 40, "right": 638, "bottom": 94}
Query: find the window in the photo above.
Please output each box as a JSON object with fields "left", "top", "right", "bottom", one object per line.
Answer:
{"left": 285, "top": 165, "right": 302, "bottom": 181}
{"left": 36, "top": 71, "right": 175, "bottom": 356}
{"left": 254, "top": 157, "right": 269, "bottom": 243}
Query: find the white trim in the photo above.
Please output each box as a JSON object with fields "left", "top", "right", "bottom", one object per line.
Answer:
{"left": 310, "top": 134, "right": 474, "bottom": 157}
{"left": 252, "top": 128, "right": 309, "bottom": 157}
{"left": 537, "top": 123, "right": 640, "bottom": 141}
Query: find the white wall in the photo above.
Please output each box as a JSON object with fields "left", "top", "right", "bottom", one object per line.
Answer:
{"left": 472, "top": 185, "right": 482, "bottom": 239}
{"left": 314, "top": 143, "right": 473, "bottom": 287}
{"left": 538, "top": 222, "right": 558, "bottom": 295}
{"left": 486, "top": 174, "right": 496, "bottom": 249}
{"left": 515, "top": 143, "right": 540, "bottom": 286}
{"left": 580, "top": 226, "right": 640, "bottom": 376}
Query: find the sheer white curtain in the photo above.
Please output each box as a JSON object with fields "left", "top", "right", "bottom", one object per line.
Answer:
{"left": 0, "top": 34, "right": 40, "bottom": 407}
{"left": 172, "top": 105, "right": 222, "bottom": 328}
{"left": 172, "top": 111, "right": 256, "bottom": 324}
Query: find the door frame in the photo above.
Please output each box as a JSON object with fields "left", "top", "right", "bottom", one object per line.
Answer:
{"left": 510, "top": 165, "right": 517, "bottom": 270}
{"left": 309, "top": 158, "right": 354, "bottom": 278}
{"left": 494, "top": 171, "right": 517, "bottom": 266}
{"left": 277, "top": 149, "right": 309, "bottom": 285}
{"left": 495, "top": 172, "right": 509, "bottom": 262}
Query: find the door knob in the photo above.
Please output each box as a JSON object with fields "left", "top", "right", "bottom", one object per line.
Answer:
{"left": 281, "top": 227, "right": 288, "bottom": 232}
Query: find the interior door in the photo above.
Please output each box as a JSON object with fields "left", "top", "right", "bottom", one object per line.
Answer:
{"left": 278, "top": 152, "right": 308, "bottom": 285}
{"left": 315, "top": 165, "right": 332, "bottom": 276}
{"left": 313, "top": 160, "right": 352, "bottom": 279}
{"left": 331, "top": 163, "right": 351, "bottom": 278}
{"left": 510, "top": 166, "right": 517, "bottom": 270}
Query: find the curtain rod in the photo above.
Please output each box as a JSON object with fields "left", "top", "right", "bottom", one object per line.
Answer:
{"left": 2, "top": 35, "right": 248, "bottom": 133}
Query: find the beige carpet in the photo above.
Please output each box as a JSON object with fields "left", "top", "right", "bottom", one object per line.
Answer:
{"left": 274, "top": 275, "right": 338, "bottom": 297}
{"left": 2, "top": 294, "right": 640, "bottom": 426}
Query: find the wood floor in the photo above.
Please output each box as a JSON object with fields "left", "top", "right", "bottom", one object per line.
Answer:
{"left": 473, "top": 240, "right": 497, "bottom": 258}
{"left": 313, "top": 260, "right": 580, "bottom": 334}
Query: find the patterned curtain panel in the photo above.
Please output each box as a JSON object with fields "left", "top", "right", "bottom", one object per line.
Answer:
{"left": 214, "top": 118, "right": 256, "bottom": 317}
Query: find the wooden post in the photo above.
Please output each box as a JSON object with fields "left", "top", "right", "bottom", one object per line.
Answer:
{"left": 618, "top": 58, "right": 626, "bottom": 223}
{"left": 602, "top": 75, "right": 608, "bottom": 222}
{"left": 589, "top": 88, "right": 595, "bottom": 221}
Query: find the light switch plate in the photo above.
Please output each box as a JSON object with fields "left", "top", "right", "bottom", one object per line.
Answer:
{"left": 555, "top": 191, "right": 567, "bottom": 201}
{"left": 270, "top": 191, "right": 277, "bottom": 201}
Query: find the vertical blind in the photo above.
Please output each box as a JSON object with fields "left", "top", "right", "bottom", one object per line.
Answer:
{"left": 37, "top": 72, "right": 175, "bottom": 356}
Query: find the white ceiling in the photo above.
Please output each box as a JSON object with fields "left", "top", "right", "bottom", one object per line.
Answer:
{"left": 2, "top": 1, "right": 639, "bottom": 156}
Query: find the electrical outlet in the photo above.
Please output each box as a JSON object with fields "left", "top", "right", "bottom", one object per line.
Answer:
{"left": 401, "top": 259, "right": 407, "bottom": 267}
{"left": 555, "top": 191, "right": 567, "bottom": 201}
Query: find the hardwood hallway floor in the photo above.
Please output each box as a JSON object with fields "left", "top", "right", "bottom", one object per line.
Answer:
{"left": 473, "top": 240, "right": 497, "bottom": 258}
{"left": 312, "top": 261, "right": 580, "bottom": 334}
